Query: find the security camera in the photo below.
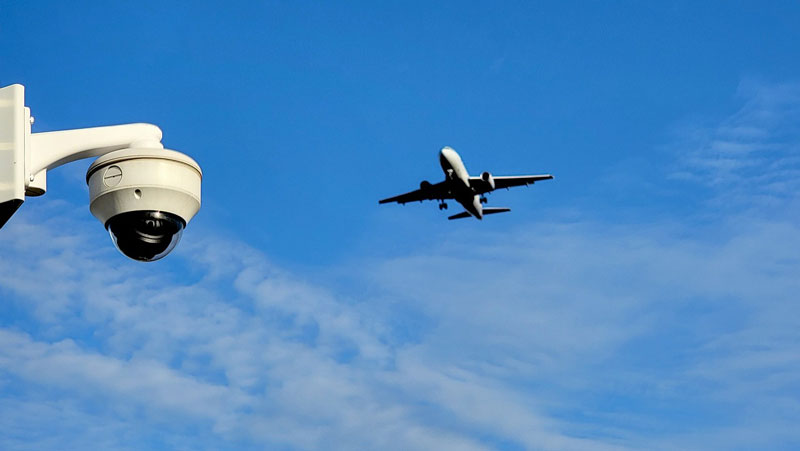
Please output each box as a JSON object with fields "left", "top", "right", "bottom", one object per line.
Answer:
{"left": 0, "top": 84, "right": 202, "bottom": 262}
{"left": 87, "top": 148, "right": 202, "bottom": 261}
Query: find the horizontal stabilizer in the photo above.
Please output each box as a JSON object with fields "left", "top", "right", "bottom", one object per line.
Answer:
{"left": 448, "top": 207, "right": 511, "bottom": 220}
{"left": 448, "top": 211, "right": 472, "bottom": 220}
{"left": 483, "top": 207, "right": 511, "bottom": 215}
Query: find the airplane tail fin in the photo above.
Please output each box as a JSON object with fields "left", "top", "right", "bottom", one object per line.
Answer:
{"left": 448, "top": 208, "right": 511, "bottom": 220}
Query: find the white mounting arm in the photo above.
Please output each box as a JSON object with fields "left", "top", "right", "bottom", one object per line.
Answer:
{"left": 25, "top": 123, "right": 164, "bottom": 196}
{"left": 29, "top": 123, "right": 164, "bottom": 174}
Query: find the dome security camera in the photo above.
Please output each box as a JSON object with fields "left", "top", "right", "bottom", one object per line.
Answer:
{"left": 87, "top": 148, "right": 202, "bottom": 262}
{"left": 0, "top": 84, "right": 203, "bottom": 262}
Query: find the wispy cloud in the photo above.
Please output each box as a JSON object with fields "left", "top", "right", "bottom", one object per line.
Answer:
{"left": 3, "top": 199, "right": 800, "bottom": 449}
{"left": 670, "top": 80, "right": 800, "bottom": 208}
{"left": 0, "top": 206, "right": 502, "bottom": 450}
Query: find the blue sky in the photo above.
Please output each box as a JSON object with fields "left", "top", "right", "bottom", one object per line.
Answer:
{"left": 1, "top": 1, "right": 800, "bottom": 449}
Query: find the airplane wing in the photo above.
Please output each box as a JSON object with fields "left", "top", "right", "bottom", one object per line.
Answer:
{"left": 469, "top": 174, "right": 554, "bottom": 195}
{"left": 379, "top": 180, "right": 453, "bottom": 205}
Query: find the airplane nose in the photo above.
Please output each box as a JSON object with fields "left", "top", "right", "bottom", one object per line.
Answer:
{"left": 439, "top": 147, "right": 455, "bottom": 168}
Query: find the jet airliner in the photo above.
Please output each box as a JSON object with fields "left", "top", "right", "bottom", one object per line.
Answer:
{"left": 379, "top": 147, "right": 553, "bottom": 220}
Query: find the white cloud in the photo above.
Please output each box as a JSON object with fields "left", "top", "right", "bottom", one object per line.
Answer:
{"left": 670, "top": 80, "right": 800, "bottom": 208}
{"left": 0, "top": 207, "right": 501, "bottom": 449}
{"left": 0, "top": 330, "right": 249, "bottom": 427}
{"left": 3, "top": 199, "right": 799, "bottom": 450}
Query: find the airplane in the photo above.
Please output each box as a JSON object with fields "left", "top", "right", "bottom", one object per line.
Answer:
{"left": 379, "top": 146, "right": 553, "bottom": 220}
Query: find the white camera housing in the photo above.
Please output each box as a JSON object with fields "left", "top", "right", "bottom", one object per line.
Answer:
{"left": 87, "top": 148, "right": 202, "bottom": 261}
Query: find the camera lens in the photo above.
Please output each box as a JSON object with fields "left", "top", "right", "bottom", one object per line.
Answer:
{"left": 106, "top": 211, "right": 185, "bottom": 262}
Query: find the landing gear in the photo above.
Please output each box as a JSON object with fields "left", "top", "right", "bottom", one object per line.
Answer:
{"left": 480, "top": 196, "right": 488, "bottom": 204}
{"left": 438, "top": 202, "right": 448, "bottom": 210}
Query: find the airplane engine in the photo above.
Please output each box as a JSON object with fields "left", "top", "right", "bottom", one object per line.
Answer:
{"left": 420, "top": 180, "right": 432, "bottom": 190}
{"left": 481, "top": 171, "right": 495, "bottom": 190}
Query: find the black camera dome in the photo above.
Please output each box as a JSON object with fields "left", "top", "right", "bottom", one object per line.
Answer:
{"left": 106, "top": 211, "right": 185, "bottom": 262}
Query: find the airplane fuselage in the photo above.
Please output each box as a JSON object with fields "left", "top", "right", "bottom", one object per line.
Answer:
{"left": 439, "top": 147, "right": 484, "bottom": 219}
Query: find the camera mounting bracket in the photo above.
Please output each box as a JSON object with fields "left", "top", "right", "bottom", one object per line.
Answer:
{"left": 0, "top": 83, "right": 166, "bottom": 228}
